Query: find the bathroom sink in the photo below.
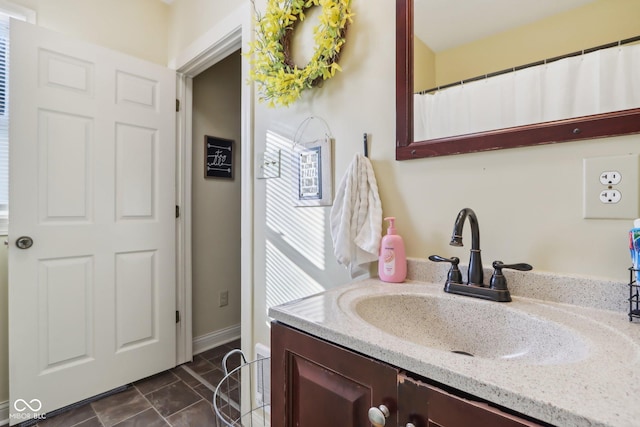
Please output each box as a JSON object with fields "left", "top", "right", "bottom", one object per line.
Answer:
{"left": 353, "top": 293, "right": 590, "bottom": 365}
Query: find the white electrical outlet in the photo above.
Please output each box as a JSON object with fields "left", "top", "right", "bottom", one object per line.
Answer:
{"left": 599, "top": 171, "right": 622, "bottom": 185}
{"left": 599, "top": 189, "right": 622, "bottom": 204}
{"left": 583, "top": 154, "right": 640, "bottom": 219}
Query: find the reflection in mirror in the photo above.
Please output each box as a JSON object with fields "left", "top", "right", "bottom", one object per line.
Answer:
{"left": 396, "top": 0, "right": 640, "bottom": 160}
{"left": 414, "top": 37, "right": 640, "bottom": 141}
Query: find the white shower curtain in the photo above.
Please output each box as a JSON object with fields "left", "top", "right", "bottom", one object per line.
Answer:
{"left": 414, "top": 43, "right": 640, "bottom": 141}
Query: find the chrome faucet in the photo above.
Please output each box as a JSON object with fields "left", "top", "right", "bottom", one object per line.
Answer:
{"left": 429, "top": 208, "right": 533, "bottom": 302}
{"left": 450, "top": 208, "right": 483, "bottom": 286}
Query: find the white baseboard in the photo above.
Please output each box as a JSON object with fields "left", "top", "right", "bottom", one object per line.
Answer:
{"left": 192, "top": 324, "right": 240, "bottom": 355}
{"left": 0, "top": 400, "right": 9, "bottom": 426}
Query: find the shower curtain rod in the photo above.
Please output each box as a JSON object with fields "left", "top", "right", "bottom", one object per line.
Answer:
{"left": 417, "top": 35, "right": 640, "bottom": 95}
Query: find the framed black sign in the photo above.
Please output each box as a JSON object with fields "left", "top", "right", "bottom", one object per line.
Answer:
{"left": 205, "top": 135, "right": 233, "bottom": 179}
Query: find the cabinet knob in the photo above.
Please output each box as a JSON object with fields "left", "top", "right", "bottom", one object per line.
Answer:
{"left": 368, "top": 404, "right": 390, "bottom": 426}
{"left": 405, "top": 424, "right": 416, "bottom": 427}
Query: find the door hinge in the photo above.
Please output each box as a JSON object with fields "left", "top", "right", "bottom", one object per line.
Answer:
{"left": 175, "top": 205, "right": 180, "bottom": 218}
{"left": 176, "top": 310, "right": 180, "bottom": 323}
{"left": 176, "top": 99, "right": 180, "bottom": 112}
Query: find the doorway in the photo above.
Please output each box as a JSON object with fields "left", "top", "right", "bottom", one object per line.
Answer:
{"left": 190, "top": 51, "right": 242, "bottom": 355}
{"left": 174, "top": 9, "right": 254, "bottom": 367}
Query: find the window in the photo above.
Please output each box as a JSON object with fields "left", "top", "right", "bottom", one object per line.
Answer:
{"left": 0, "top": 2, "right": 35, "bottom": 234}
{"left": 0, "top": 13, "right": 9, "bottom": 234}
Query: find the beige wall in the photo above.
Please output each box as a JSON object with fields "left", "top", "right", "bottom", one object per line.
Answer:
{"left": 414, "top": 36, "right": 435, "bottom": 93}
{"left": 435, "top": 0, "right": 640, "bottom": 85}
{"left": 167, "top": 0, "right": 240, "bottom": 64}
{"left": 191, "top": 52, "right": 242, "bottom": 339}
{"left": 10, "top": 0, "right": 169, "bottom": 64}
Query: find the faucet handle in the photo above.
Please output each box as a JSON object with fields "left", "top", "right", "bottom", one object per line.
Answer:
{"left": 490, "top": 261, "right": 533, "bottom": 290}
{"left": 429, "top": 255, "right": 463, "bottom": 284}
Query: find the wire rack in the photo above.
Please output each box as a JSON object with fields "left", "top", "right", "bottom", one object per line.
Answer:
{"left": 213, "top": 349, "right": 271, "bottom": 427}
{"left": 629, "top": 267, "right": 640, "bottom": 322}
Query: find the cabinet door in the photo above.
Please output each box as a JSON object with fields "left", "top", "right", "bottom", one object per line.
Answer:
{"left": 398, "top": 374, "right": 545, "bottom": 427}
{"left": 398, "top": 374, "right": 429, "bottom": 427}
{"left": 428, "top": 384, "right": 544, "bottom": 427}
{"left": 271, "top": 322, "right": 398, "bottom": 427}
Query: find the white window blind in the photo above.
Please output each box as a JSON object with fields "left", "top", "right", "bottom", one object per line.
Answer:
{"left": 0, "top": 12, "right": 9, "bottom": 234}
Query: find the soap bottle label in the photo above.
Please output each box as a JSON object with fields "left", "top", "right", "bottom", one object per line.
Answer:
{"left": 383, "top": 247, "right": 395, "bottom": 275}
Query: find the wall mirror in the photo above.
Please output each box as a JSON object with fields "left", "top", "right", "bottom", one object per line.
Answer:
{"left": 396, "top": 0, "right": 640, "bottom": 160}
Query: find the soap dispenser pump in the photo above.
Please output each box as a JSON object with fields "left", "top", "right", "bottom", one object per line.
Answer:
{"left": 378, "top": 217, "right": 407, "bottom": 283}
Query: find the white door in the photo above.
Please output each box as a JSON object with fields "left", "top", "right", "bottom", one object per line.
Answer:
{"left": 8, "top": 20, "right": 176, "bottom": 423}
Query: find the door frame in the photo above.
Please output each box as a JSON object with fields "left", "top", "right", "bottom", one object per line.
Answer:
{"left": 173, "top": 3, "right": 254, "bottom": 365}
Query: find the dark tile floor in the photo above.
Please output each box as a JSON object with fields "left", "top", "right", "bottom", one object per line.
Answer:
{"left": 29, "top": 340, "right": 242, "bottom": 427}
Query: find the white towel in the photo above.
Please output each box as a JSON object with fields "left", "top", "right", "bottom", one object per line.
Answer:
{"left": 330, "top": 153, "right": 382, "bottom": 277}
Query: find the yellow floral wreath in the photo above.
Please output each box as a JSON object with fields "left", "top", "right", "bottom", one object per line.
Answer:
{"left": 247, "top": 0, "right": 353, "bottom": 107}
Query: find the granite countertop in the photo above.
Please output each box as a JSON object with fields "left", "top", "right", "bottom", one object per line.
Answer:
{"left": 268, "top": 259, "right": 640, "bottom": 427}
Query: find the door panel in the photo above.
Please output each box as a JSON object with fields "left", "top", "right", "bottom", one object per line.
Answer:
{"left": 8, "top": 20, "right": 176, "bottom": 424}
{"left": 115, "top": 250, "right": 157, "bottom": 351}
{"left": 116, "top": 71, "right": 158, "bottom": 109}
{"left": 39, "top": 48, "right": 95, "bottom": 95}
{"left": 115, "top": 123, "right": 156, "bottom": 219}
{"left": 39, "top": 256, "right": 94, "bottom": 371}
{"left": 38, "top": 110, "right": 93, "bottom": 221}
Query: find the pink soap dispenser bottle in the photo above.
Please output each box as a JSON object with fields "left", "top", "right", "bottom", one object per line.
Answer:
{"left": 378, "top": 217, "right": 407, "bottom": 282}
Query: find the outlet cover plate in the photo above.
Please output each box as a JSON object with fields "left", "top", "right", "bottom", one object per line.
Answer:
{"left": 583, "top": 154, "right": 640, "bottom": 219}
{"left": 256, "top": 150, "right": 281, "bottom": 179}
{"left": 219, "top": 290, "right": 229, "bottom": 307}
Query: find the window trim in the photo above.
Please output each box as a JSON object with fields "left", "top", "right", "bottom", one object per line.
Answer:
{"left": 0, "top": 0, "right": 35, "bottom": 23}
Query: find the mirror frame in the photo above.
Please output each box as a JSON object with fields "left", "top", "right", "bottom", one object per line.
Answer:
{"left": 396, "top": 0, "right": 640, "bottom": 160}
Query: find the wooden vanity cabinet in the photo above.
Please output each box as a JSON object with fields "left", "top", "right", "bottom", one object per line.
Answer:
{"left": 271, "top": 322, "right": 399, "bottom": 427}
{"left": 272, "top": 322, "right": 547, "bottom": 427}
{"left": 398, "top": 374, "right": 544, "bottom": 427}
